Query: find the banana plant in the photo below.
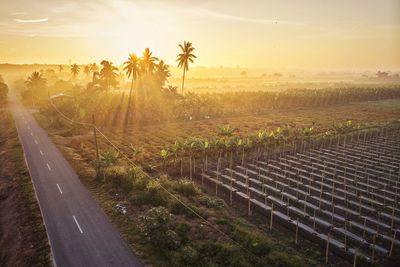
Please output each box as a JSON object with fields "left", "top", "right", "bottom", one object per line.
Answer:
{"left": 160, "top": 148, "right": 170, "bottom": 169}
{"left": 218, "top": 125, "right": 236, "bottom": 137}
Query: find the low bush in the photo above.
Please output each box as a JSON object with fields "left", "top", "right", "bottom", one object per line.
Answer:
{"left": 198, "top": 196, "right": 226, "bottom": 209}
{"left": 266, "top": 251, "right": 303, "bottom": 267}
{"left": 141, "top": 207, "right": 181, "bottom": 250}
{"left": 173, "top": 178, "right": 200, "bottom": 197}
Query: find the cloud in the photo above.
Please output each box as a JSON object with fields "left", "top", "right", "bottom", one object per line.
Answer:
{"left": 11, "top": 12, "right": 28, "bottom": 15}
{"left": 195, "top": 8, "right": 307, "bottom": 26}
{"left": 14, "top": 18, "right": 48, "bottom": 23}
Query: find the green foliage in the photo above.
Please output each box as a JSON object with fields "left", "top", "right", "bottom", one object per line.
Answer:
{"left": 169, "top": 200, "right": 204, "bottom": 219}
{"left": 141, "top": 207, "right": 181, "bottom": 250}
{"left": 106, "top": 166, "right": 133, "bottom": 191}
{"left": 218, "top": 125, "right": 237, "bottom": 137}
{"left": 198, "top": 196, "right": 225, "bottom": 209}
{"left": 266, "top": 251, "right": 304, "bottom": 267}
{"left": 173, "top": 178, "right": 200, "bottom": 197}
{"left": 130, "top": 179, "right": 168, "bottom": 206}
{"left": 193, "top": 241, "right": 251, "bottom": 267}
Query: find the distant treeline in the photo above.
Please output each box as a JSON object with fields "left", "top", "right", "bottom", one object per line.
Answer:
{"left": 40, "top": 85, "right": 400, "bottom": 128}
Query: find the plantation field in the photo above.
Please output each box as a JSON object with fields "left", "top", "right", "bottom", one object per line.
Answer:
{"left": 37, "top": 98, "right": 400, "bottom": 168}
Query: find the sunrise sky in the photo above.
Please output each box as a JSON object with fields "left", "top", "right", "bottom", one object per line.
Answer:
{"left": 1, "top": 0, "right": 399, "bottom": 70}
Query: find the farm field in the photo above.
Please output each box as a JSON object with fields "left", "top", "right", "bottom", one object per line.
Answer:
{"left": 36, "top": 98, "right": 400, "bottom": 167}
{"left": 33, "top": 96, "right": 400, "bottom": 266}
{"left": 201, "top": 125, "right": 400, "bottom": 264}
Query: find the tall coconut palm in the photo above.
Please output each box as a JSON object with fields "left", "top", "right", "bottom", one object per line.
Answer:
{"left": 141, "top": 48, "right": 158, "bottom": 74}
{"left": 155, "top": 60, "right": 171, "bottom": 87}
{"left": 70, "top": 64, "right": 80, "bottom": 79}
{"left": 177, "top": 41, "right": 196, "bottom": 95}
{"left": 123, "top": 53, "right": 140, "bottom": 124}
{"left": 25, "top": 71, "right": 47, "bottom": 107}
{"left": 100, "top": 60, "right": 119, "bottom": 90}
{"left": 90, "top": 63, "right": 98, "bottom": 73}
{"left": 83, "top": 65, "right": 91, "bottom": 77}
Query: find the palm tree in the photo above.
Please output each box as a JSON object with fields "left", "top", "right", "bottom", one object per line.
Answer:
{"left": 155, "top": 60, "right": 171, "bottom": 87}
{"left": 25, "top": 71, "right": 47, "bottom": 107}
{"left": 70, "top": 64, "right": 80, "bottom": 79}
{"left": 99, "top": 60, "right": 119, "bottom": 90}
{"left": 90, "top": 63, "right": 98, "bottom": 73}
{"left": 123, "top": 53, "right": 139, "bottom": 124}
{"left": 83, "top": 65, "right": 91, "bottom": 77}
{"left": 141, "top": 48, "right": 158, "bottom": 74}
{"left": 177, "top": 41, "right": 196, "bottom": 95}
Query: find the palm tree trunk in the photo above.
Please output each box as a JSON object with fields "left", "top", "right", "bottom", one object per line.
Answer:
{"left": 181, "top": 68, "right": 186, "bottom": 95}
{"left": 125, "top": 76, "right": 134, "bottom": 126}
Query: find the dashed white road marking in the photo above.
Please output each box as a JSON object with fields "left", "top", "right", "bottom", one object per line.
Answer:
{"left": 40, "top": 150, "right": 44, "bottom": 156}
{"left": 46, "top": 163, "right": 51, "bottom": 171}
{"left": 73, "top": 216, "right": 84, "bottom": 234}
{"left": 56, "top": 184, "right": 63, "bottom": 194}
{"left": 34, "top": 139, "right": 38, "bottom": 144}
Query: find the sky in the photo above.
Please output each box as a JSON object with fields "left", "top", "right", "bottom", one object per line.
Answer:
{"left": 0, "top": 0, "right": 399, "bottom": 71}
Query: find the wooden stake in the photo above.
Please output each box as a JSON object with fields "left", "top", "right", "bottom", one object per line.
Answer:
{"left": 325, "top": 233, "right": 330, "bottom": 264}
{"left": 270, "top": 204, "right": 274, "bottom": 230}
{"left": 353, "top": 248, "right": 357, "bottom": 267}
{"left": 92, "top": 114, "right": 99, "bottom": 161}
{"left": 295, "top": 217, "right": 299, "bottom": 245}
{"left": 390, "top": 230, "right": 396, "bottom": 257}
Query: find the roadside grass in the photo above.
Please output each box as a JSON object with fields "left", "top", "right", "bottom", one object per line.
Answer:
{"left": 0, "top": 109, "right": 51, "bottom": 267}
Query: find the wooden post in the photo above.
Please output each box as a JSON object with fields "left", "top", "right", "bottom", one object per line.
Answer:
{"left": 389, "top": 230, "right": 396, "bottom": 257}
{"left": 248, "top": 191, "right": 251, "bottom": 216}
{"left": 344, "top": 222, "right": 348, "bottom": 251}
{"left": 353, "top": 248, "right": 357, "bottom": 267}
{"left": 372, "top": 234, "right": 376, "bottom": 261}
{"left": 201, "top": 166, "right": 204, "bottom": 186}
{"left": 92, "top": 114, "right": 99, "bottom": 161}
{"left": 363, "top": 217, "right": 366, "bottom": 239}
{"left": 270, "top": 203, "right": 274, "bottom": 230}
{"left": 313, "top": 210, "right": 316, "bottom": 230}
{"left": 325, "top": 233, "right": 330, "bottom": 264}
{"left": 216, "top": 156, "right": 220, "bottom": 195}
{"left": 295, "top": 217, "right": 299, "bottom": 245}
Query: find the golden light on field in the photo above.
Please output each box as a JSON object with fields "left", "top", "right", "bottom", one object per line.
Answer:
{"left": 0, "top": 0, "right": 399, "bottom": 70}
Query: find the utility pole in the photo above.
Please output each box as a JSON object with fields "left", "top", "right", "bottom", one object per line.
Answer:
{"left": 92, "top": 114, "right": 99, "bottom": 161}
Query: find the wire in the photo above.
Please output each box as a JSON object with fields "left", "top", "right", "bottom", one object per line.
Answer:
{"left": 48, "top": 98, "right": 254, "bottom": 255}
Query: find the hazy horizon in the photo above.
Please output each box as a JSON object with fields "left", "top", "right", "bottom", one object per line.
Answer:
{"left": 1, "top": 0, "right": 399, "bottom": 71}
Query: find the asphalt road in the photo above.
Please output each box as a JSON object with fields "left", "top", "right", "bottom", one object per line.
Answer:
{"left": 9, "top": 92, "right": 144, "bottom": 267}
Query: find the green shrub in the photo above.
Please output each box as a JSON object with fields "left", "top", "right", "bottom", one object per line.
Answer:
{"left": 266, "top": 251, "right": 303, "bottom": 267}
{"left": 175, "top": 222, "right": 191, "bottom": 243}
{"left": 172, "top": 245, "right": 199, "bottom": 266}
{"left": 128, "top": 167, "right": 149, "bottom": 190}
{"left": 141, "top": 207, "right": 181, "bottom": 250}
{"left": 106, "top": 166, "right": 133, "bottom": 192}
{"left": 129, "top": 180, "right": 169, "bottom": 206}
{"left": 194, "top": 241, "right": 251, "bottom": 267}
{"left": 198, "top": 196, "right": 226, "bottom": 209}
{"left": 174, "top": 178, "right": 200, "bottom": 197}
{"left": 231, "top": 227, "right": 271, "bottom": 257}
{"left": 170, "top": 201, "right": 203, "bottom": 219}
{"left": 146, "top": 180, "right": 169, "bottom": 206}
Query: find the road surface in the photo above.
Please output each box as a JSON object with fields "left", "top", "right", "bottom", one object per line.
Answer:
{"left": 9, "top": 92, "right": 144, "bottom": 267}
